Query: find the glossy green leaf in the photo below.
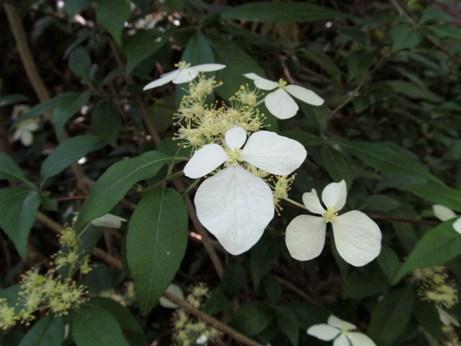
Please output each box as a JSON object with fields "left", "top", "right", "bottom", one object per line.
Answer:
{"left": 386, "top": 80, "right": 442, "bottom": 102}
{"left": 127, "top": 187, "right": 188, "bottom": 315}
{"left": 0, "top": 187, "right": 40, "bottom": 259}
{"left": 19, "top": 316, "right": 65, "bottom": 346}
{"left": 230, "top": 303, "right": 273, "bottom": 336}
{"left": 390, "top": 22, "right": 422, "bottom": 51}
{"left": 96, "top": 0, "right": 131, "bottom": 45}
{"left": 40, "top": 135, "right": 104, "bottom": 181}
{"left": 92, "top": 298, "right": 143, "bottom": 334}
{"left": 368, "top": 287, "right": 416, "bottom": 346}
{"left": 91, "top": 100, "right": 122, "bottom": 145}
{"left": 0, "top": 153, "right": 29, "bottom": 184}
{"left": 182, "top": 32, "right": 214, "bottom": 65}
{"left": 222, "top": 2, "right": 348, "bottom": 23}
{"left": 64, "top": 0, "right": 91, "bottom": 16}
{"left": 124, "top": 31, "right": 165, "bottom": 74}
{"left": 69, "top": 47, "right": 91, "bottom": 82}
{"left": 394, "top": 221, "right": 461, "bottom": 283}
{"left": 75, "top": 151, "right": 170, "bottom": 230}
{"left": 72, "top": 304, "right": 129, "bottom": 346}
{"left": 53, "top": 91, "right": 91, "bottom": 140}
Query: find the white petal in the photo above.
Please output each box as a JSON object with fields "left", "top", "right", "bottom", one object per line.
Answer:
{"left": 302, "top": 189, "right": 326, "bottom": 215}
{"left": 194, "top": 165, "right": 274, "bottom": 255}
{"left": 159, "top": 284, "right": 184, "bottom": 309}
{"left": 243, "top": 73, "right": 278, "bottom": 90}
{"left": 191, "top": 63, "right": 226, "bottom": 73}
{"left": 225, "top": 127, "right": 247, "bottom": 150}
{"left": 328, "top": 316, "right": 357, "bottom": 331}
{"left": 332, "top": 211, "right": 382, "bottom": 267}
{"left": 172, "top": 67, "right": 199, "bottom": 84}
{"left": 91, "top": 214, "right": 126, "bottom": 228}
{"left": 21, "top": 132, "right": 33, "bottom": 146}
{"left": 21, "top": 120, "right": 39, "bottom": 131}
{"left": 143, "top": 70, "right": 178, "bottom": 90}
{"left": 264, "top": 89, "right": 299, "bottom": 119}
{"left": 307, "top": 324, "right": 340, "bottom": 341}
{"left": 347, "top": 332, "right": 376, "bottom": 346}
{"left": 241, "top": 131, "right": 307, "bottom": 175}
{"left": 286, "top": 215, "right": 326, "bottom": 261}
{"left": 433, "top": 204, "right": 456, "bottom": 221}
{"left": 453, "top": 217, "right": 461, "bottom": 234}
{"left": 286, "top": 84, "right": 324, "bottom": 106}
{"left": 334, "top": 334, "right": 351, "bottom": 346}
{"left": 322, "top": 180, "right": 347, "bottom": 211}
{"left": 183, "top": 144, "right": 228, "bottom": 179}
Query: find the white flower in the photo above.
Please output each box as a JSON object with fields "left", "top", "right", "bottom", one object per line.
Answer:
{"left": 196, "top": 334, "right": 208, "bottom": 345}
{"left": 159, "top": 284, "right": 184, "bottom": 309}
{"left": 307, "top": 315, "right": 376, "bottom": 346}
{"left": 285, "top": 180, "right": 382, "bottom": 267}
{"left": 184, "top": 126, "right": 307, "bottom": 255}
{"left": 433, "top": 204, "right": 461, "bottom": 234}
{"left": 13, "top": 118, "right": 39, "bottom": 146}
{"left": 243, "top": 72, "right": 324, "bottom": 119}
{"left": 143, "top": 61, "right": 225, "bottom": 90}
{"left": 91, "top": 214, "right": 126, "bottom": 229}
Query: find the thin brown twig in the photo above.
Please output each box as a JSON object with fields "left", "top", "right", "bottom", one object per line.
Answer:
{"left": 370, "top": 214, "right": 437, "bottom": 225}
{"left": 36, "top": 211, "right": 259, "bottom": 346}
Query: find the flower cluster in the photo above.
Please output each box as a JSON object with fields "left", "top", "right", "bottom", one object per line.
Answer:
{"left": 413, "top": 266, "right": 459, "bottom": 309}
{"left": 0, "top": 227, "right": 89, "bottom": 331}
{"left": 171, "top": 284, "right": 220, "bottom": 346}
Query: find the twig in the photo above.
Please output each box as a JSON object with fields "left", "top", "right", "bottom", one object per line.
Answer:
{"left": 275, "top": 276, "right": 318, "bottom": 305}
{"left": 36, "top": 211, "right": 260, "bottom": 346}
{"left": 3, "top": 3, "right": 90, "bottom": 193}
{"left": 370, "top": 213, "right": 437, "bottom": 225}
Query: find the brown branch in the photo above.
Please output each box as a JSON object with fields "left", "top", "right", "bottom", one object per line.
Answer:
{"left": 3, "top": 3, "right": 90, "bottom": 193}
{"left": 36, "top": 211, "right": 259, "bottom": 346}
{"left": 370, "top": 213, "right": 437, "bottom": 225}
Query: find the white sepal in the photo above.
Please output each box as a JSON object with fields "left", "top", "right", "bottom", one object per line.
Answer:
{"left": 307, "top": 324, "right": 340, "bottom": 341}
{"left": 286, "top": 84, "right": 324, "bottom": 106}
{"left": 183, "top": 144, "right": 228, "bottom": 179}
{"left": 264, "top": 88, "right": 299, "bottom": 119}
{"left": 91, "top": 214, "right": 126, "bottom": 229}
{"left": 322, "top": 180, "right": 347, "bottom": 211}
{"left": 286, "top": 215, "right": 326, "bottom": 261}
{"left": 243, "top": 73, "right": 278, "bottom": 90}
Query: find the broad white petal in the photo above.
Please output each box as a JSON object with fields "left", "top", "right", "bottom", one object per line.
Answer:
{"left": 334, "top": 334, "right": 350, "bottom": 346}
{"left": 307, "top": 324, "right": 340, "bottom": 341}
{"left": 91, "top": 214, "right": 127, "bottom": 228}
{"left": 286, "top": 84, "right": 324, "bottom": 106}
{"left": 159, "top": 284, "right": 184, "bottom": 309}
{"left": 143, "top": 70, "right": 178, "bottom": 90}
{"left": 302, "top": 189, "right": 326, "bottom": 215}
{"left": 173, "top": 67, "right": 199, "bottom": 84}
{"left": 241, "top": 131, "right": 307, "bottom": 175}
{"left": 225, "top": 127, "right": 247, "bottom": 150}
{"left": 347, "top": 332, "right": 376, "bottom": 346}
{"left": 433, "top": 204, "right": 456, "bottom": 221}
{"left": 194, "top": 165, "right": 274, "bottom": 255}
{"left": 286, "top": 215, "right": 326, "bottom": 261}
{"left": 332, "top": 211, "right": 382, "bottom": 267}
{"left": 21, "top": 132, "right": 33, "bottom": 146}
{"left": 183, "top": 144, "right": 228, "bottom": 179}
{"left": 243, "top": 73, "right": 278, "bottom": 90}
{"left": 322, "top": 180, "right": 347, "bottom": 211}
{"left": 328, "top": 316, "right": 356, "bottom": 331}
{"left": 453, "top": 217, "right": 461, "bottom": 234}
{"left": 264, "top": 89, "right": 299, "bottom": 119}
{"left": 191, "top": 63, "right": 226, "bottom": 73}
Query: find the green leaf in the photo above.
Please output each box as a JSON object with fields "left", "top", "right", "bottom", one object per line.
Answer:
{"left": 390, "top": 22, "right": 422, "bottom": 51}
{"left": 430, "top": 24, "right": 461, "bottom": 40}
{"left": 72, "top": 304, "right": 129, "bottom": 346}
{"left": 320, "top": 145, "right": 354, "bottom": 185}
{"left": 0, "top": 153, "right": 29, "bottom": 184}
{"left": 347, "top": 50, "right": 373, "bottom": 82}
{"left": 301, "top": 50, "right": 342, "bottom": 84}
{"left": 276, "top": 308, "right": 300, "bottom": 346}
{"left": 419, "top": 6, "right": 454, "bottom": 25}
{"left": 64, "top": 0, "right": 90, "bottom": 16}
{"left": 19, "top": 316, "right": 65, "bottom": 346}
{"left": 75, "top": 151, "right": 170, "bottom": 230}
{"left": 210, "top": 38, "right": 265, "bottom": 99}
{"left": 0, "top": 94, "right": 28, "bottom": 107}
{"left": 407, "top": 181, "right": 461, "bottom": 212}
{"left": 386, "top": 80, "right": 442, "bottom": 103}
{"left": 40, "top": 135, "right": 103, "bottom": 182}
{"left": 250, "top": 236, "right": 280, "bottom": 290}
{"left": 127, "top": 187, "right": 188, "bottom": 315}
{"left": 394, "top": 221, "right": 461, "bottom": 283}
{"left": 377, "top": 246, "right": 401, "bottom": 283}
{"left": 91, "top": 100, "right": 122, "bottom": 145}
{"left": 53, "top": 91, "right": 91, "bottom": 140}
{"left": 123, "top": 31, "right": 165, "bottom": 74}
{"left": 91, "top": 298, "right": 143, "bottom": 334}
{"left": 96, "top": 0, "right": 131, "bottom": 45}
{"left": 221, "top": 2, "right": 348, "bottom": 23}
{"left": 69, "top": 47, "right": 91, "bottom": 82}
{"left": 368, "top": 287, "right": 416, "bottom": 346}
{"left": 182, "top": 32, "right": 214, "bottom": 65}
{"left": 230, "top": 303, "right": 273, "bottom": 336}
{"left": 0, "top": 187, "right": 40, "bottom": 258}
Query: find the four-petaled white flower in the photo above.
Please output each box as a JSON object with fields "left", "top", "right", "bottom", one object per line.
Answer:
{"left": 307, "top": 315, "right": 376, "bottom": 346}
{"left": 13, "top": 118, "right": 39, "bottom": 146}
{"left": 243, "top": 73, "right": 324, "bottom": 119}
{"left": 91, "top": 214, "right": 126, "bottom": 229}
{"left": 184, "top": 126, "right": 307, "bottom": 255}
{"left": 285, "top": 180, "right": 382, "bottom": 267}
{"left": 143, "top": 61, "right": 225, "bottom": 90}
{"left": 433, "top": 204, "right": 461, "bottom": 234}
